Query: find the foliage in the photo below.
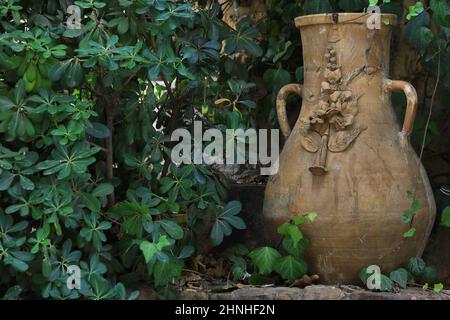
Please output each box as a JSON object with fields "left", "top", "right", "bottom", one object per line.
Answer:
{"left": 441, "top": 206, "right": 450, "bottom": 227}
{"left": 0, "top": 0, "right": 260, "bottom": 299}
{"left": 359, "top": 257, "right": 443, "bottom": 292}
{"left": 224, "top": 213, "right": 315, "bottom": 285}
{"left": 1, "top": 0, "right": 449, "bottom": 300}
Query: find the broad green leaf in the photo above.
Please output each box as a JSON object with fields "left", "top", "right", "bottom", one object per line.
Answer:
{"left": 92, "top": 183, "right": 114, "bottom": 197}
{"left": 248, "top": 247, "right": 281, "bottom": 275}
{"left": 153, "top": 260, "right": 183, "bottom": 287}
{"left": 274, "top": 256, "right": 308, "bottom": 282}
{"left": 80, "top": 192, "right": 101, "bottom": 212}
{"left": 282, "top": 237, "right": 309, "bottom": 258}
{"left": 389, "top": 268, "right": 408, "bottom": 288}
{"left": 223, "top": 200, "right": 242, "bottom": 216}
{"left": 158, "top": 219, "right": 183, "bottom": 240}
{"left": 0, "top": 172, "right": 14, "bottom": 191}
{"left": 408, "top": 257, "right": 426, "bottom": 276}
{"left": 434, "top": 283, "right": 444, "bottom": 293}
{"left": 430, "top": 0, "right": 450, "bottom": 27}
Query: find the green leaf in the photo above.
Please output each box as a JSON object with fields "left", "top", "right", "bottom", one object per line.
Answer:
{"left": 422, "top": 265, "right": 438, "bottom": 283}
{"left": 263, "top": 68, "right": 291, "bottom": 95}
{"left": 403, "top": 227, "right": 416, "bottom": 238}
{"left": 248, "top": 247, "right": 282, "bottom": 275}
{"left": 408, "top": 257, "right": 426, "bottom": 276}
{"left": 222, "top": 215, "right": 246, "bottom": 230}
{"left": 0, "top": 172, "right": 14, "bottom": 191}
{"left": 274, "top": 255, "right": 308, "bottom": 282}
{"left": 440, "top": 206, "right": 450, "bottom": 227}
{"left": 92, "top": 183, "right": 114, "bottom": 197}
{"left": 223, "top": 201, "right": 242, "bottom": 216}
{"left": 410, "top": 26, "right": 434, "bottom": 55}
{"left": 293, "top": 216, "right": 306, "bottom": 225}
{"left": 63, "top": 29, "right": 82, "bottom": 38}
{"left": 2, "top": 286, "right": 22, "bottom": 300}
{"left": 158, "top": 219, "right": 183, "bottom": 240}
{"left": 86, "top": 122, "right": 110, "bottom": 139}
{"left": 153, "top": 260, "right": 183, "bottom": 287}
{"left": 282, "top": 237, "right": 309, "bottom": 258}
{"left": 379, "top": 274, "right": 395, "bottom": 292}
{"left": 430, "top": 0, "right": 450, "bottom": 27}
{"left": 389, "top": 268, "right": 408, "bottom": 289}
{"left": 80, "top": 192, "right": 101, "bottom": 212}
{"left": 140, "top": 241, "right": 157, "bottom": 263}
{"left": 277, "top": 222, "right": 303, "bottom": 247}
{"left": 19, "top": 175, "right": 34, "bottom": 190}
{"left": 306, "top": 212, "right": 318, "bottom": 222}
{"left": 433, "top": 283, "right": 444, "bottom": 293}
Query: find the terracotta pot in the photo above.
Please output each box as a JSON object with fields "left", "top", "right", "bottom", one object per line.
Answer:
{"left": 263, "top": 13, "right": 436, "bottom": 284}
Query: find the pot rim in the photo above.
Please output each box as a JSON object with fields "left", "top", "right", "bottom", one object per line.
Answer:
{"left": 295, "top": 12, "right": 397, "bottom": 28}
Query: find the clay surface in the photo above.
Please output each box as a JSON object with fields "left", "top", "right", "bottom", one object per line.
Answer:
{"left": 263, "top": 13, "right": 436, "bottom": 284}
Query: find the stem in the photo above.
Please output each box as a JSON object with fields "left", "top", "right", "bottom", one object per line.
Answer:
{"left": 105, "top": 95, "right": 119, "bottom": 207}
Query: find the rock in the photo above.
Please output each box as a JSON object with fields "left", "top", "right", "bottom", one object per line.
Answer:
{"left": 229, "top": 287, "right": 304, "bottom": 300}
{"left": 348, "top": 288, "right": 450, "bottom": 300}
{"left": 179, "top": 290, "right": 209, "bottom": 300}
{"left": 303, "top": 285, "right": 345, "bottom": 300}
{"left": 138, "top": 284, "right": 450, "bottom": 300}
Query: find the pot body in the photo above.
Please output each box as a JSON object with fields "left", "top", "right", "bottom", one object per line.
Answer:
{"left": 263, "top": 13, "right": 436, "bottom": 284}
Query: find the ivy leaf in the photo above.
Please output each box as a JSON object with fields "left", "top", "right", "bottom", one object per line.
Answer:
{"left": 306, "top": 212, "right": 318, "bottom": 222}
{"left": 403, "top": 227, "right": 416, "bottom": 238}
{"left": 410, "top": 26, "right": 434, "bottom": 55}
{"left": 153, "top": 260, "right": 183, "bottom": 287}
{"left": 408, "top": 257, "right": 426, "bottom": 276}
{"left": 140, "top": 235, "right": 170, "bottom": 263}
{"left": 248, "top": 247, "right": 281, "bottom": 275}
{"left": 274, "top": 255, "right": 308, "bottom": 282}
{"left": 277, "top": 222, "right": 303, "bottom": 247}
{"left": 379, "top": 275, "right": 395, "bottom": 292}
{"left": 422, "top": 265, "right": 438, "bottom": 283}
{"left": 430, "top": 0, "right": 450, "bottom": 27}
{"left": 440, "top": 206, "right": 450, "bottom": 227}
{"left": 434, "top": 283, "right": 444, "bottom": 293}
{"left": 389, "top": 268, "right": 408, "bottom": 289}
{"left": 282, "top": 237, "right": 309, "bottom": 258}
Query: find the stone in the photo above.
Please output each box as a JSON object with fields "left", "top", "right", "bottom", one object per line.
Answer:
{"left": 229, "top": 287, "right": 304, "bottom": 300}
{"left": 139, "top": 284, "right": 450, "bottom": 300}
{"left": 303, "top": 285, "right": 345, "bottom": 300}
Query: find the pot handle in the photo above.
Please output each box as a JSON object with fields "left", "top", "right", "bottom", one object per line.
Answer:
{"left": 384, "top": 79, "right": 418, "bottom": 143}
{"left": 276, "top": 83, "right": 303, "bottom": 138}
